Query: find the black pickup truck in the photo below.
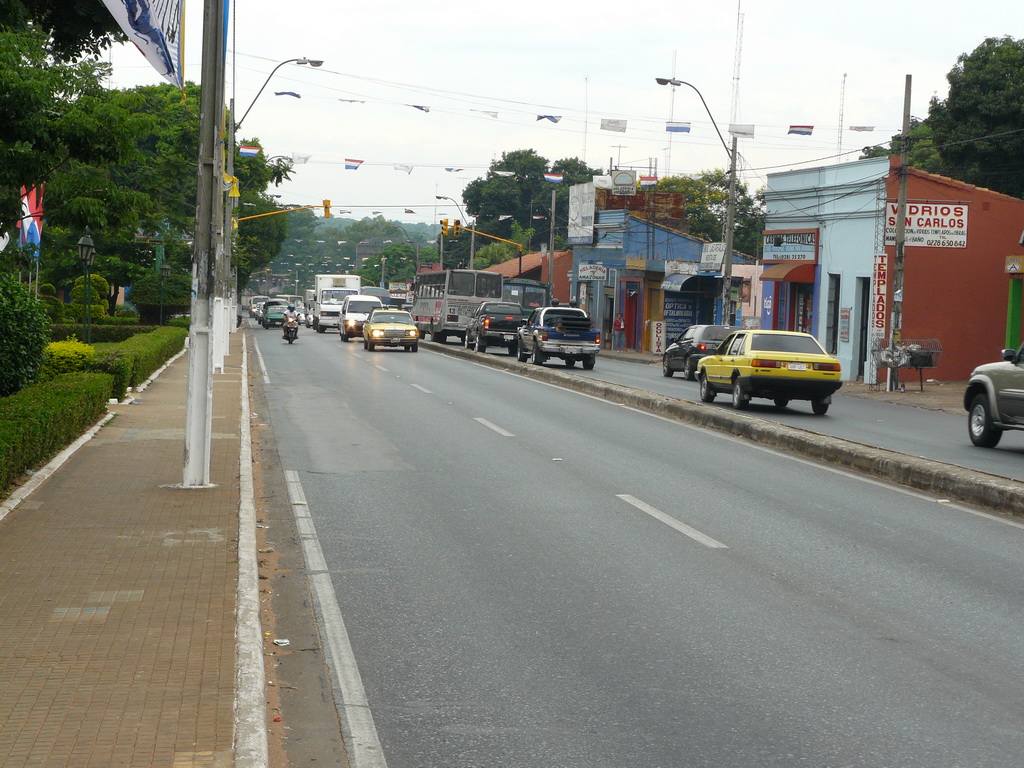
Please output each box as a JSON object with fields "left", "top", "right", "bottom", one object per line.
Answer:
{"left": 464, "top": 301, "right": 529, "bottom": 354}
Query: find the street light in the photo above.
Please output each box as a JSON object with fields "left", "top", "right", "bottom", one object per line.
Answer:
{"left": 656, "top": 76, "right": 738, "bottom": 325}
{"left": 159, "top": 262, "right": 171, "bottom": 325}
{"left": 436, "top": 195, "right": 476, "bottom": 267}
{"left": 77, "top": 231, "right": 96, "bottom": 343}
{"left": 236, "top": 57, "right": 324, "bottom": 128}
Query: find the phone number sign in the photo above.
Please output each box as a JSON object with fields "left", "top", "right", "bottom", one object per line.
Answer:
{"left": 884, "top": 203, "right": 968, "bottom": 248}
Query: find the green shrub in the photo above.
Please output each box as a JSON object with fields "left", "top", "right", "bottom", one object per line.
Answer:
{"left": 0, "top": 372, "right": 112, "bottom": 496}
{"left": 38, "top": 339, "right": 95, "bottom": 380}
{"left": 51, "top": 323, "right": 154, "bottom": 343}
{"left": 0, "top": 278, "right": 51, "bottom": 397}
{"left": 41, "top": 295, "right": 65, "bottom": 322}
{"left": 88, "top": 349, "right": 133, "bottom": 401}
{"left": 128, "top": 272, "right": 192, "bottom": 324}
{"left": 167, "top": 316, "right": 191, "bottom": 329}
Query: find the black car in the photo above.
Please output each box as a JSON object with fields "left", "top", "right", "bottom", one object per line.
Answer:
{"left": 662, "top": 324, "right": 734, "bottom": 380}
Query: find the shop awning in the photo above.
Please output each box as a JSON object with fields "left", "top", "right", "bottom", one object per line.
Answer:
{"left": 660, "top": 273, "right": 711, "bottom": 292}
{"left": 760, "top": 261, "right": 817, "bottom": 282}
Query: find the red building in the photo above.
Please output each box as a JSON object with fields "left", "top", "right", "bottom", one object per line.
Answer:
{"left": 888, "top": 158, "right": 1024, "bottom": 380}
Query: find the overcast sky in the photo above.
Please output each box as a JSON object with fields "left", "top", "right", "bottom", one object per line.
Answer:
{"left": 104, "top": 0, "right": 1020, "bottom": 225}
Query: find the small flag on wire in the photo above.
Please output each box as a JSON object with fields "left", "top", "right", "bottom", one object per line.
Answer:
{"left": 372, "top": 211, "right": 382, "bottom": 215}
{"left": 601, "top": 119, "right": 627, "bottom": 133}
{"left": 729, "top": 124, "right": 755, "bottom": 138}
{"left": 666, "top": 122, "right": 691, "bottom": 133}
{"left": 639, "top": 176, "right": 658, "bottom": 187}
{"left": 339, "top": 99, "right": 366, "bottom": 103}
{"left": 292, "top": 152, "right": 311, "bottom": 164}
{"left": 337, "top": 212, "right": 351, "bottom": 215}
{"left": 274, "top": 91, "right": 301, "bottom": 98}
{"left": 472, "top": 110, "right": 498, "bottom": 118}
{"left": 543, "top": 173, "right": 563, "bottom": 183}
{"left": 532, "top": 214, "right": 546, "bottom": 220}
{"left": 445, "top": 168, "right": 464, "bottom": 173}
{"left": 394, "top": 164, "right": 414, "bottom": 174}
{"left": 404, "top": 209, "right": 416, "bottom": 214}
{"left": 410, "top": 105, "right": 430, "bottom": 112}
{"left": 494, "top": 171, "right": 515, "bottom": 177}
{"left": 238, "top": 145, "right": 261, "bottom": 157}
{"left": 345, "top": 159, "right": 363, "bottom": 170}
{"left": 537, "top": 115, "right": 562, "bottom": 123}
{"left": 498, "top": 214, "right": 513, "bottom": 220}
{"left": 788, "top": 125, "right": 814, "bottom": 136}
{"left": 849, "top": 125, "right": 875, "bottom": 132}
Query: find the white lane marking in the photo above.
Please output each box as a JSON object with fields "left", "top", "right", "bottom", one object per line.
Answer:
{"left": 284, "top": 470, "right": 388, "bottom": 768}
{"left": 410, "top": 384, "right": 433, "bottom": 394}
{"left": 251, "top": 337, "right": 270, "bottom": 383}
{"left": 374, "top": 364, "right": 389, "bottom": 372}
{"left": 616, "top": 494, "right": 728, "bottom": 549}
{"left": 474, "top": 417, "right": 515, "bottom": 437}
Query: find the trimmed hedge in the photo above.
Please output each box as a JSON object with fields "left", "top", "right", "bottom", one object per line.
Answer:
{"left": 51, "top": 323, "right": 153, "bottom": 343}
{"left": 114, "top": 325, "right": 188, "bottom": 386}
{"left": 0, "top": 372, "right": 113, "bottom": 497}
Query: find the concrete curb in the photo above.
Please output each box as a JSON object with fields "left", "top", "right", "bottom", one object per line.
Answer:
{"left": 426, "top": 341, "right": 1024, "bottom": 518}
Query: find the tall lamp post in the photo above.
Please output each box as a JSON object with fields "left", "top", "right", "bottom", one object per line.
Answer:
{"left": 77, "top": 232, "right": 96, "bottom": 344}
{"left": 392, "top": 224, "right": 421, "bottom": 275}
{"left": 159, "top": 263, "right": 171, "bottom": 325}
{"left": 656, "top": 77, "right": 738, "bottom": 325}
{"left": 435, "top": 195, "right": 475, "bottom": 267}
{"left": 236, "top": 58, "right": 324, "bottom": 129}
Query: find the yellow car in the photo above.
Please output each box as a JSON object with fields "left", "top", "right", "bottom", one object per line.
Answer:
{"left": 362, "top": 309, "right": 419, "bottom": 352}
{"left": 696, "top": 330, "right": 842, "bottom": 414}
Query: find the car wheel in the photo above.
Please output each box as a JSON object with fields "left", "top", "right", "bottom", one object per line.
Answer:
{"left": 811, "top": 398, "right": 830, "bottom": 416}
{"left": 317, "top": 325, "right": 325, "bottom": 333}
{"left": 367, "top": 341, "right": 375, "bottom": 352}
{"left": 362, "top": 337, "right": 368, "bottom": 350}
{"left": 662, "top": 356, "right": 674, "bottom": 377}
{"left": 685, "top": 357, "right": 698, "bottom": 381}
{"left": 532, "top": 344, "right": 546, "bottom": 366}
{"left": 968, "top": 393, "right": 1002, "bottom": 447}
{"left": 698, "top": 372, "right": 716, "bottom": 403}
{"left": 564, "top": 357, "right": 576, "bottom": 368}
{"left": 434, "top": 330, "right": 446, "bottom": 344}
{"left": 475, "top": 335, "right": 486, "bottom": 353}
{"left": 410, "top": 344, "right": 418, "bottom": 353}
{"left": 582, "top": 355, "right": 596, "bottom": 370}
{"left": 773, "top": 398, "right": 790, "bottom": 408}
{"left": 507, "top": 341, "right": 518, "bottom": 357}
{"left": 516, "top": 341, "right": 529, "bottom": 362}
{"left": 732, "top": 380, "right": 749, "bottom": 410}
{"left": 463, "top": 332, "right": 472, "bottom": 350}
{"left": 341, "top": 332, "right": 349, "bottom": 342}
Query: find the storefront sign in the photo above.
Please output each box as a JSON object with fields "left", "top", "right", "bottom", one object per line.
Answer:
{"left": 578, "top": 262, "right": 607, "bottom": 280}
{"left": 867, "top": 252, "right": 889, "bottom": 384}
{"left": 568, "top": 183, "right": 596, "bottom": 245}
{"left": 762, "top": 229, "right": 818, "bottom": 262}
{"left": 610, "top": 170, "right": 637, "bottom": 196}
{"left": 664, "top": 294, "right": 701, "bottom": 337}
{"left": 699, "top": 242, "right": 726, "bottom": 272}
{"left": 884, "top": 202, "right": 968, "bottom": 248}
{"left": 665, "top": 260, "right": 698, "bottom": 276}
{"left": 651, "top": 320, "right": 666, "bottom": 355}
{"left": 840, "top": 307, "right": 851, "bottom": 343}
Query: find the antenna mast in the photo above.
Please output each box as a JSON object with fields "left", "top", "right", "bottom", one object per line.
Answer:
{"left": 837, "top": 73, "right": 848, "bottom": 159}
{"left": 730, "top": 1, "right": 744, "bottom": 123}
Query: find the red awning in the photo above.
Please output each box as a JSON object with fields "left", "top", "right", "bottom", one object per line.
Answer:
{"left": 759, "top": 261, "right": 817, "bottom": 282}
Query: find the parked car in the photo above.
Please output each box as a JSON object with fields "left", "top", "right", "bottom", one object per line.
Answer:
{"left": 362, "top": 309, "right": 419, "bottom": 352}
{"left": 662, "top": 324, "right": 734, "bottom": 380}
{"left": 964, "top": 342, "right": 1024, "bottom": 447}
{"left": 464, "top": 301, "right": 529, "bottom": 354}
{"left": 696, "top": 330, "right": 842, "bottom": 414}
{"left": 261, "top": 299, "right": 288, "bottom": 329}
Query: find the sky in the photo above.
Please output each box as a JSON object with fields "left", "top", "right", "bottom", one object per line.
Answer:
{"left": 103, "top": 0, "right": 1022, "bottom": 227}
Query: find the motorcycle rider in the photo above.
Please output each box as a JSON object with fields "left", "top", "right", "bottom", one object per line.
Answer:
{"left": 282, "top": 304, "right": 299, "bottom": 339}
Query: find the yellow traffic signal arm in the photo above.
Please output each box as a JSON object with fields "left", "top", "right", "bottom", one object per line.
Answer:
{"left": 237, "top": 203, "right": 326, "bottom": 222}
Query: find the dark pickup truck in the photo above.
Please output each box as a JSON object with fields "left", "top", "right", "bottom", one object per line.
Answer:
{"left": 516, "top": 306, "right": 600, "bottom": 369}
{"left": 464, "top": 301, "right": 529, "bottom": 354}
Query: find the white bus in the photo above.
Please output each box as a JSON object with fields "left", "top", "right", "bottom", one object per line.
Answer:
{"left": 411, "top": 269, "right": 503, "bottom": 344}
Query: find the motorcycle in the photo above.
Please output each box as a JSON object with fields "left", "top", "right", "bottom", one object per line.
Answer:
{"left": 283, "top": 315, "right": 299, "bottom": 344}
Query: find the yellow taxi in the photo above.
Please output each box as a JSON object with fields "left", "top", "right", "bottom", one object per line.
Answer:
{"left": 362, "top": 309, "right": 419, "bottom": 352}
{"left": 696, "top": 330, "right": 842, "bottom": 415}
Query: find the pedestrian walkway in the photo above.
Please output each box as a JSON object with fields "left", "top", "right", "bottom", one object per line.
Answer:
{"left": 0, "top": 337, "right": 247, "bottom": 768}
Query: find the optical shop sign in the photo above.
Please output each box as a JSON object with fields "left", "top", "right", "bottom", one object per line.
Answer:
{"left": 884, "top": 202, "right": 968, "bottom": 248}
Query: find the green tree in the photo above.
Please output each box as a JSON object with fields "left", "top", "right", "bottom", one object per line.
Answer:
{"left": 860, "top": 118, "right": 944, "bottom": 173}
{"left": 655, "top": 171, "right": 765, "bottom": 257}
{"left": 1, "top": 0, "right": 124, "bottom": 59}
{"left": 927, "top": 36, "right": 1024, "bottom": 198}
{"left": 0, "top": 277, "right": 50, "bottom": 396}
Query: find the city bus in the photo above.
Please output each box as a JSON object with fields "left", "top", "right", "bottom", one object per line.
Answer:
{"left": 502, "top": 277, "right": 551, "bottom": 310}
{"left": 411, "top": 269, "right": 503, "bottom": 344}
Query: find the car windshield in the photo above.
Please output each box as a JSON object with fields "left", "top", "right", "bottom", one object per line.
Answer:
{"left": 347, "top": 301, "right": 380, "bottom": 313}
{"left": 372, "top": 313, "right": 412, "bottom": 323}
{"left": 702, "top": 327, "right": 733, "bottom": 343}
{"left": 749, "top": 333, "right": 825, "bottom": 354}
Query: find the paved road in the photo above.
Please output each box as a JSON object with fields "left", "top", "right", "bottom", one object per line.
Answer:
{"left": 252, "top": 329, "right": 1024, "bottom": 768}
{"left": 460, "top": 345, "right": 1024, "bottom": 482}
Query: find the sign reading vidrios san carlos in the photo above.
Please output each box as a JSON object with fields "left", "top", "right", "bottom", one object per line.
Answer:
{"left": 885, "top": 202, "right": 968, "bottom": 248}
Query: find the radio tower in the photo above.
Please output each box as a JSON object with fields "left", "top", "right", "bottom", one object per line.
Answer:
{"left": 730, "top": 1, "right": 744, "bottom": 123}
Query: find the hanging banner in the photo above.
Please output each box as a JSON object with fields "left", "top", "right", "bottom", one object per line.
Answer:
{"left": 102, "top": 0, "right": 185, "bottom": 89}
{"left": 568, "top": 182, "right": 596, "bottom": 245}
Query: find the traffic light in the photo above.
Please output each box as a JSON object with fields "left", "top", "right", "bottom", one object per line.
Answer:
{"left": 453, "top": 219, "right": 462, "bottom": 237}
{"left": 440, "top": 218, "right": 449, "bottom": 236}
{"left": 323, "top": 199, "right": 331, "bottom": 218}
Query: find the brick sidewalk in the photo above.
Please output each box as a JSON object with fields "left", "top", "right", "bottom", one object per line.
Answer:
{"left": 0, "top": 340, "right": 244, "bottom": 768}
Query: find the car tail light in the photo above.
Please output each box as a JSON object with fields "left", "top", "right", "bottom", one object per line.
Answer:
{"left": 697, "top": 343, "right": 708, "bottom": 351}
{"left": 595, "top": 334, "right": 601, "bottom": 346}
{"left": 813, "top": 362, "right": 841, "bottom": 372}
{"left": 484, "top": 318, "right": 491, "bottom": 329}
{"left": 750, "top": 358, "right": 783, "bottom": 368}
{"left": 540, "top": 330, "right": 549, "bottom": 341}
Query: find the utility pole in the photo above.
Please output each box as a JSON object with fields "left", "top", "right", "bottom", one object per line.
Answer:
{"left": 721, "top": 134, "right": 739, "bottom": 325}
{"left": 183, "top": 0, "right": 226, "bottom": 486}
{"left": 889, "top": 74, "right": 912, "bottom": 390}
{"left": 549, "top": 188, "right": 556, "bottom": 257}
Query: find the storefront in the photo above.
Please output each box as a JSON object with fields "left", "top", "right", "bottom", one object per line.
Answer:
{"left": 758, "top": 229, "right": 820, "bottom": 333}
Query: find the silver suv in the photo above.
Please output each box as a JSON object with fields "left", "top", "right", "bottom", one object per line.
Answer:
{"left": 964, "top": 343, "right": 1024, "bottom": 447}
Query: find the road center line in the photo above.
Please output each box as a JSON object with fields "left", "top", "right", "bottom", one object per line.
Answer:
{"left": 616, "top": 494, "right": 728, "bottom": 549}
{"left": 410, "top": 384, "right": 433, "bottom": 394}
{"left": 474, "top": 417, "right": 515, "bottom": 437}
{"left": 284, "top": 470, "right": 389, "bottom": 768}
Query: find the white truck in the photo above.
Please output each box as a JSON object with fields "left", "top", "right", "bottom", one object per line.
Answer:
{"left": 312, "top": 274, "right": 361, "bottom": 333}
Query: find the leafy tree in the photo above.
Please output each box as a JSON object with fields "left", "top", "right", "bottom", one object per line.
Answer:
{"left": 0, "top": 277, "right": 50, "bottom": 396}
{"left": 655, "top": 171, "right": 765, "bottom": 257}
{"left": 927, "top": 36, "right": 1024, "bottom": 198}
{"left": 1, "top": 0, "right": 124, "bottom": 59}
{"left": 860, "top": 118, "right": 945, "bottom": 174}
